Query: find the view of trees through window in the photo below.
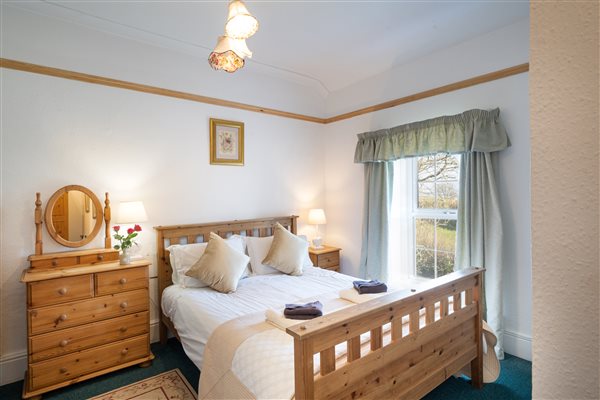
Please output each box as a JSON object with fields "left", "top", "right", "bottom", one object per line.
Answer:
{"left": 414, "top": 154, "right": 460, "bottom": 279}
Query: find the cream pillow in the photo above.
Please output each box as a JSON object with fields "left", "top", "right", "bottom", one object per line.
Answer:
{"left": 247, "top": 235, "right": 313, "bottom": 275}
{"left": 261, "top": 223, "right": 309, "bottom": 276}
{"left": 185, "top": 232, "right": 250, "bottom": 293}
{"left": 168, "top": 235, "right": 247, "bottom": 288}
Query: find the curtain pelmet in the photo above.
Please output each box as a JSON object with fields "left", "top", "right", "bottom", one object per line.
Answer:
{"left": 354, "top": 108, "right": 510, "bottom": 163}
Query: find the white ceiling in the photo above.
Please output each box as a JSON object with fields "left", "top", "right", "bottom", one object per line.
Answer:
{"left": 7, "top": 0, "right": 529, "bottom": 93}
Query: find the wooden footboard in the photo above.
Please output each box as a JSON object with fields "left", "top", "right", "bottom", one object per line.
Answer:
{"left": 287, "top": 268, "right": 484, "bottom": 400}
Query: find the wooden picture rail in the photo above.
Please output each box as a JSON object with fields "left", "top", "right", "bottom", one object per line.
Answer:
{"left": 1, "top": 57, "right": 528, "bottom": 124}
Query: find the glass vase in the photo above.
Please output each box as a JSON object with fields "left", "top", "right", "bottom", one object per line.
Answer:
{"left": 120, "top": 248, "right": 131, "bottom": 265}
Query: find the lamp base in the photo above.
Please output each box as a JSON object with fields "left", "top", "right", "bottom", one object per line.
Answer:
{"left": 311, "top": 237, "right": 323, "bottom": 249}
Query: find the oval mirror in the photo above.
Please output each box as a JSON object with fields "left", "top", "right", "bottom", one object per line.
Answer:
{"left": 45, "top": 185, "right": 103, "bottom": 248}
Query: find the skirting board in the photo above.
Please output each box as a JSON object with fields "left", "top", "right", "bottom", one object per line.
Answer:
{"left": 503, "top": 329, "right": 532, "bottom": 361}
{"left": 0, "top": 320, "right": 161, "bottom": 386}
{"left": 0, "top": 323, "right": 531, "bottom": 385}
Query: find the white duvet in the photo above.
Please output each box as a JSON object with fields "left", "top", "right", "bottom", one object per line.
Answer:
{"left": 161, "top": 266, "right": 357, "bottom": 369}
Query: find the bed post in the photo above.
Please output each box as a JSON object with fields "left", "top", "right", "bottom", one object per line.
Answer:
{"left": 293, "top": 336, "right": 314, "bottom": 400}
{"left": 470, "top": 271, "right": 484, "bottom": 388}
{"left": 155, "top": 228, "right": 169, "bottom": 345}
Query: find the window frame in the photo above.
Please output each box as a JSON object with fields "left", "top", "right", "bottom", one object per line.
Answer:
{"left": 411, "top": 154, "right": 459, "bottom": 279}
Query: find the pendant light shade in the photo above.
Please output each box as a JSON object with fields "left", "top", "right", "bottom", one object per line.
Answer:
{"left": 225, "top": 0, "right": 259, "bottom": 39}
{"left": 208, "top": 35, "right": 252, "bottom": 73}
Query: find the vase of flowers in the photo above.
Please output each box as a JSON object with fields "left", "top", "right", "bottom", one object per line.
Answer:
{"left": 113, "top": 224, "right": 141, "bottom": 265}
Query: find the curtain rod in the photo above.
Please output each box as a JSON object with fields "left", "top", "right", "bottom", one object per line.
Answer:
{"left": 0, "top": 58, "right": 528, "bottom": 124}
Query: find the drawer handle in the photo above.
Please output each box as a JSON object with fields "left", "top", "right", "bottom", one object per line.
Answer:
{"left": 52, "top": 260, "right": 58, "bottom": 266}
{"left": 121, "top": 348, "right": 128, "bottom": 356}
{"left": 120, "top": 302, "right": 128, "bottom": 309}
{"left": 120, "top": 327, "right": 128, "bottom": 333}
{"left": 119, "top": 278, "right": 127, "bottom": 285}
{"left": 97, "top": 254, "right": 104, "bottom": 261}
{"left": 59, "top": 339, "right": 69, "bottom": 347}
{"left": 58, "top": 287, "right": 68, "bottom": 295}
{"left": 59, "top": 367, "right": 67, "bottom": 374}
{"left": 58, "top": 314, "right": 68, "bottom": 322}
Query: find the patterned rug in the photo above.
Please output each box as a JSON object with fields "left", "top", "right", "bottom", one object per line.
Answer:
{"left": 90, "top": 369, "right": 197, "bottom": 400}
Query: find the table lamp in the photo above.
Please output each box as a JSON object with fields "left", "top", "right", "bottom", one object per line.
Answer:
{"left": 308, "top": 208, "right": 326, "bottom": 249}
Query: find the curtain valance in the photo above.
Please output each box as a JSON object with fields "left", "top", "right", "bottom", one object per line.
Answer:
{"left": 354, "top": 108, "right": 510, "bottom": 163}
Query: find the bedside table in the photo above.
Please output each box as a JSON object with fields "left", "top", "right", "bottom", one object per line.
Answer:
{"left": 308, "top": 245, "right": 341, "bottom": 272}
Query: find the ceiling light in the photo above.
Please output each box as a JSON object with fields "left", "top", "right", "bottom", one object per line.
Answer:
{"left": 208, "top": 35, "right": 252, "bottom": 73}
{"left": 225, "top": 0, "right": 259, "bottom": 39}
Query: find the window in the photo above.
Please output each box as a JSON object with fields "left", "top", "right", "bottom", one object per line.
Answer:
{"left": 413, "top": 154, "right": 460, "bottom": 279}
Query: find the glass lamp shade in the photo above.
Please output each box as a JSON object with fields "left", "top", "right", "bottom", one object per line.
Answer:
{"left": 308, "top": 209, "right": 327, "bottom": 225}
{"left": 225, "top": 0, "right": 259, "bottom": 39}
{"left": 208, "top": 35, "right": 252, "bottom": 73}
{"left": 116, "top": 201, "right": 148, "bottom": 224}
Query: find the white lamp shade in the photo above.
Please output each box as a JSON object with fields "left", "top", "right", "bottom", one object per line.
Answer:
{"left": 117, "top": 201, "right": 148, "bottom": 224}
{"left": 308, "top": 209, "right": 327, "bottom": 225}
{"left": 225, "top": 0, "right": 259, "bottom": 39}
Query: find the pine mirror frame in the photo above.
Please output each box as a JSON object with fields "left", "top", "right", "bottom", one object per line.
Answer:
{"left": 44, "top": 184, "right": 104, "bottom": 248}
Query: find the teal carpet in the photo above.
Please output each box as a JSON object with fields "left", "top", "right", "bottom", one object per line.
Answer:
{"left": 0, "top": 339, "right": 531, "bottom": 399}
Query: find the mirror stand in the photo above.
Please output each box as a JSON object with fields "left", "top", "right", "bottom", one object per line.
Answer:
{"left": 33, "top": 191, "right": 112, "bottom": 256}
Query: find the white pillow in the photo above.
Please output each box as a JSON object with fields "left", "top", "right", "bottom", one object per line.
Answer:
{"left": 168, "top": 235, "right": 246, "bottom": 288}
{"left": 247, "top": 234, "right": 313, "bottom": 275}
{"left": 185, "top": 233, "right": 250, "bottom": 293}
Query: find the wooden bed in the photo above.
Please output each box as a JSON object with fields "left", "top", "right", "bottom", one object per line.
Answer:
{"left": 154, "top": 215, "right": 484, "bottom": 399}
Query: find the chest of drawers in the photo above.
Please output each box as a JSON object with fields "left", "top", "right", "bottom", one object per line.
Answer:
{"left": 21, "top": 256, "right": 154, "bottom": 399}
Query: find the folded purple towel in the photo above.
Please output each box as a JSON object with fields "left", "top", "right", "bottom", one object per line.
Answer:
{"left": 284, "top": 301, "right": 323, "bottom": 320}
{"left": 353, "top": 280, "right": 388, "bottom": 294}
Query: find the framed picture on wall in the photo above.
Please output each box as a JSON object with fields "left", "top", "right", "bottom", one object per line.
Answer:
{"left": 209, "top": 118, "right": 245, "bottom": 166}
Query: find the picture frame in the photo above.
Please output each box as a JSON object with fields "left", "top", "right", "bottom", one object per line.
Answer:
{"left": 209, "top": 118, "right": 244, "bottom": 166}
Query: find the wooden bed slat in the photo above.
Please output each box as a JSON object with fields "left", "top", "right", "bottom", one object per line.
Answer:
{"left": 347, "top": 337, "right": 361, "bottom": 362}
{"left": 370, "top": 327, "right": 383, "bottom": 351}
{"left": 320, "top": 347, "right": 336, "bottom": 376}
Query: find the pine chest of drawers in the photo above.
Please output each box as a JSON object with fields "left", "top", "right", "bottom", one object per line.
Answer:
{"left": 21, "top": 253, "right": 154, "bottom": 399}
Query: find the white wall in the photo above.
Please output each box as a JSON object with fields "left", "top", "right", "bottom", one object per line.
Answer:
{"left": 323, "top": 23, "right": 531, "bottom": 360}
{"left": 0, "top": 7, "right": 327, "bottom": 385}
{"left": 530, "top": 3, "right": 599, "bottom": 399}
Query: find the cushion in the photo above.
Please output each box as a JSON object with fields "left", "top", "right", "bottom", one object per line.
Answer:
{"left": 247, "top": 234, "right": 313, "bottom": 275}
{"left": 185, "top": 232, "right": 250, "bottom": 293}
{"left": 168, "top": 234, "right": 246, "bottom": 288}
{"left": 261, "top": 223, "right": 309, "bottom": 275}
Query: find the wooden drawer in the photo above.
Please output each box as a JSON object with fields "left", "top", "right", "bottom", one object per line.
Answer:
{"left": 96, "top": 266, "right": 148, "bottom": 296}
{"left": 29, "top": 288, "right": 149, "bottom": 335}
{"left": 28, "top": 275, "right": 93, "bottom": 307}
{"left": 30, "top": 256, "right": 78, "bottom": 269}
{"left": 317, "top": 252, "right": 339, "bottom": 268}
{"left": 30, "top": 334, "right": 149, "bottom": 390}
{"left": 80, "top": 252, "right": 119, "bottom": 265}
{"left": 30, "top": 312, "right": 149, "bottom": 362}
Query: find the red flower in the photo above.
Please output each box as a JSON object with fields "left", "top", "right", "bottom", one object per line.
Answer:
{"left": 127, "top": 228, "right": 134, "bottom": 235}
{"left": 134, "top": 224, "right": 142, "bottom": 232}
{"left": 113, "top": 225, "right": 120, "bottom": 232}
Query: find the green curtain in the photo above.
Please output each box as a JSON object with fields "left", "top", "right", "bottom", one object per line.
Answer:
{"left": 455, "top": 151, "right": 505, "bottom": 358}
{"left": 354, "top": 108, "right": 509, "bottom": 357}
{"left": 358, "top": 162, "right": 394, "bottom": 281}
{"left": 355, "top": 108, "right": 510, "bottom": 162}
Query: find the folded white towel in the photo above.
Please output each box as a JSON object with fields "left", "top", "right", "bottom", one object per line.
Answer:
{"left": 339, "top": 288, "right": 387, "bottom": 304}
{"left": 265, "top": 308, "right": 300, "bottom": 330}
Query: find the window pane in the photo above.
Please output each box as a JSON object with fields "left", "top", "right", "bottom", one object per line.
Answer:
{"left": 416, "top": 248, "right": 435, "bottom": 278}
{"left": 434, "top": 154, "right": 460, "bottom": 181}
{"left": 417, "top": 182, "right": 435, "bottom": 208}
{"left": 415, "top": 218, "right": 434, "bottom": 249}
{"left": 436, "top": 219, "right": 456, "bottom": 277}
{"left": 417, "top": 155, "right": 437, "bottom": 182}
{"left": 436, "top": 181, "right": 459, "bottom": 209}
{"left": 436, "top": 219, "right": 456, "bottom": 252}
{"left": 436, "top": 250, "right": 455, "bottom": 277}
